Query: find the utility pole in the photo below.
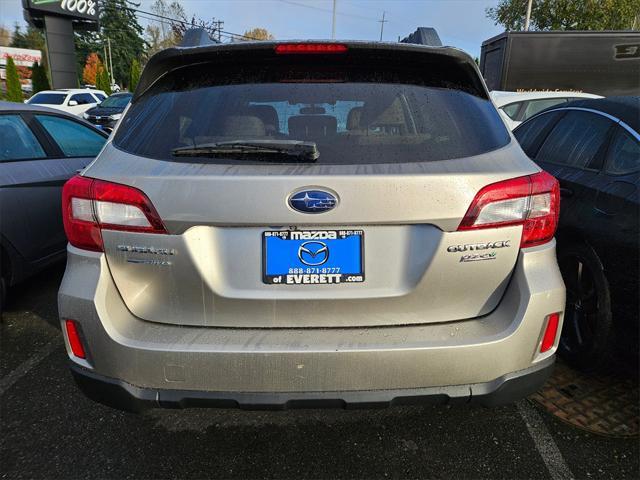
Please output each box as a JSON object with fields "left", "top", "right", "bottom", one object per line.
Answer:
{"left": 103, "top": 44, "right": 108, "bottom": 78}
{"left": 331, "top": 0, "right": 337, "bottom": 40}
{"left": 211, "top": 18, "right": 224, "bottom": 42}
{"left": 216, "top": 20, "right": 224, "bottom": 42}
{"left": 378, "top": 11, "right": 387, "bottom": 41}
{"left": 524, "top": 0, "right": 533, "bottom": 31}
{"left": 107, "top": 37, "right": 114, "bottom": 84}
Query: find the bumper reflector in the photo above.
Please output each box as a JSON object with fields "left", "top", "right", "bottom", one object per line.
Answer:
{"left": 540, "top": 313, "right": 560, "bottom": 353}
{"left": 65, "top": 320, "right": 86, "bottom": 359}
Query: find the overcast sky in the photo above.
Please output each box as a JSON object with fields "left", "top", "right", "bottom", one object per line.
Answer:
{"left": 0, "top": 0, "right": 505, "bottom": 58}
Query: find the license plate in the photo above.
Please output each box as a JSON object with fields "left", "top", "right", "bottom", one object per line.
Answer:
{"left": 263, "top": 230, "right": 364, "bottom": 285}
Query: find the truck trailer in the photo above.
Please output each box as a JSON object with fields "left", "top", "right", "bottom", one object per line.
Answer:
{"left": 480, "top": 31, "right": 640, "bottom": 96}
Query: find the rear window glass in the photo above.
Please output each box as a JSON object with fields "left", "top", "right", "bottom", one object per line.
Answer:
{"left": 114, "top": 63, "right": 509, "bottom": 165}
{"left": 606, "top": 127, "right": 640, "bottom": 175}
{"left": 28, "top": 93, "right": 66, "bottom": 105}
{"left": 514, "top": 111, "right": 563, "bottom": 158}
{"left": 522, "top": 98, "right": 567, "bottom": 120}
{"left": 70, "top": 93, "right": 96, "bottom": 105}
{"left": 501, "top": 102, "right": 522, "bottom": 120}
{"left": 35, "top": 115, "right": 106, "bottom": 157}
{"left": 0, "top": 114, "right": 46, "bottom": 161}
{"left": 536, "top": 111, "right": 613, "bottom": 169}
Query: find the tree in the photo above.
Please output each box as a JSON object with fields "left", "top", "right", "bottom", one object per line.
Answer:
{"left": 0, "top": 26, "right": 11, "bottom": 46}
{"left": 5, "top": 57, "right": 23, "bottom": 102}
{"left": 10, "top": 23, "right": 50, "bottom": 85}
{"left": 82, "top": 53, "right": 102, "bottom": 85}
{"left": 129, "top": 58, "right": 141, "bottom": 92}
{"left": 487, "top": 0, "right": 640, "bottom": 31}
{"left": 10, "top": 24, "right": 45, "bottom": 50}
{"left": 75, "top": 0, "right": 145, "bottom": 88}
{"left": 96, "top": 66, "right": 112, "bottom": 95}
{"left": 242, "top": 28, "right": 275, "bottom": 41}
{"left": 170, "top": 15, "right": 221, "bottom": 44}
{"left": 31, "top": 62, "right": 50, "bottom": 93}
{"left": 145, "top": 0, "right": 187, "bottom": 56}
{"left": 95, "top": 65, "right": 105, "bottom": 91}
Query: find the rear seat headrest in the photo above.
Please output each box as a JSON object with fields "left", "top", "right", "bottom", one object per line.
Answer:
{"left": 221, "top": 115, "right": 266, "bottom": 137}
{"left": 346, "top": 107, "right": 363, "bottom": 131}
{"left": 288, "top": 115, "right": 337, "bottom": 138}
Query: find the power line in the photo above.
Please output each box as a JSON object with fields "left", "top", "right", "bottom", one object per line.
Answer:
{"left": 278, "top": 0, "right": 378, "bottom": 22}
{"left": 97, "top": 0, "right": 259, "bottom": 41}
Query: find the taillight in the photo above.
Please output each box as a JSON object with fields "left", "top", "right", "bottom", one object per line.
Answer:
{"left": 275, "top": 43, "right": 348, "bottom": 54}
{"left": 458, "top": 171, "right": 560, "bottom": 248}
{"left": 62, "top": 175, "right": 167, "bottom": 252}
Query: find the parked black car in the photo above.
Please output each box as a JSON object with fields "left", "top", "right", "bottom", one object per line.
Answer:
{"left": 0, "top": 102, "right": 108, "bottom": 313}
{"left": 82, "top": 92, "right": 132, "bottom": 133}
{"left": 514, "top": 96, "right": 639, "bottom": 370}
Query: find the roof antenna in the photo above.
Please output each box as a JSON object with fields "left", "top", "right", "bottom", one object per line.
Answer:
{"left": 180, "top": 28, "right": 217, "bottom": 47}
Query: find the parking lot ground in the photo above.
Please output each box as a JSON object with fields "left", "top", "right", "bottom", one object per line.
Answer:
{"left": 1, "top": 266, "right": 638, "bottom": 480}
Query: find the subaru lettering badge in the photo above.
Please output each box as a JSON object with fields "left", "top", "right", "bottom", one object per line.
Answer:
{"left": 288, "top": 189, "right": 337, "bottom": 214}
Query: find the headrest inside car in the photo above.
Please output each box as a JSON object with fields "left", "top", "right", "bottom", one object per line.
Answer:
{"left": 288, "top": 115, "right": 337, "bottom": 138}
{"left": 221, "top": 115, "right": 266, "bottom": 137}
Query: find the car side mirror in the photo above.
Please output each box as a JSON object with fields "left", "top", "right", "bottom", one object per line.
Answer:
{"left": 68, "top": 100, "right": 78, "bottom": 106}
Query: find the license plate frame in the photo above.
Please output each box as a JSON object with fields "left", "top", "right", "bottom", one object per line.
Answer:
{"left": 262, "top": 230, "right": 365, "bottom": 285}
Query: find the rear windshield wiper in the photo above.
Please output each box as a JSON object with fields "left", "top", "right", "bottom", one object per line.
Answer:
{"left": 171, "top": 140, "right": 319, "bottom": 162}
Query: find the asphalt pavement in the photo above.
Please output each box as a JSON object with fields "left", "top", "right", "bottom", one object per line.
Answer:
{"left": 1, "top": 265, "right": 638, "bottom": 480}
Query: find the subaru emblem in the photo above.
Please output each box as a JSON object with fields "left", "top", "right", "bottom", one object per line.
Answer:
{"left": 288, "top": 189, "right": 338, "bottom": 214}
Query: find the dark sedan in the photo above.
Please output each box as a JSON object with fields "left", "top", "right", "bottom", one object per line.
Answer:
{"left": 82, "top": 92, "right": 132, "bottom": 133}
{"left": 514, "top": 96, "right": 639, "bottom": 371}
{"left": 0, "top": 101, "right": 108, "bottom": 313}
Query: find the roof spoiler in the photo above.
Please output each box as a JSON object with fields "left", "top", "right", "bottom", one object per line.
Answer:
{"left": 134, "top": 41, "right": 488, "bottom": 101}
{"left": 400, "top": 28, "right": 442, "bottom": 47}
{"left": 180, "top": 28, "right": 218, "bottom": 47}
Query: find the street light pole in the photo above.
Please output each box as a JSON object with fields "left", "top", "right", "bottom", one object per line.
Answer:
{"left": 524, "top": 0, "right": 533, "bottom": 31}
{"left": 331, "top": 0, "right": 336, "bottom": 39}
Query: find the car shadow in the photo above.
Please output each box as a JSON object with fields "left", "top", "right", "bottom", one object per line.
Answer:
{"left": 2, "top": 262, "right": 65, "bottom": 330}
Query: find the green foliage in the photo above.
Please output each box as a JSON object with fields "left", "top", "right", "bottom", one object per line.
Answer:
{"left": 31, "top": 61, "right": 50, "bottom": 93}
{"left": 11, "top": 24, "right": 50, "bottom": 87}
{"left": 487, "top": 0, "right": 640, "bottom": 31}
{"left": 5, "top": 57, "right": 23, "bottom": 102}
{"left": 10, "top": 24, "right": 45, "bottom": 50}
{"left": 75, "top": 0, "right": 145, "bottom": 88}
{"left": 95, "top": 67, "right": 104, "bottom": 92}
{"left": 103, "top": 69, "right": 112, "bottom": 95}
{"left": 129, "top": 58, "right": 141, "bottom": 92}
{"left": 95, "top": 67, "right": 112, "bottom": 95}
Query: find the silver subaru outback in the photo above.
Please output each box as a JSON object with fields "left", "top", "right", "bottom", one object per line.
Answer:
{"left": 59, "top": 41, "right": 565, "bottom": 411}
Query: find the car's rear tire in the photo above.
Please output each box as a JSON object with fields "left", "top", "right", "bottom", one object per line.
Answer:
{"left": 557, "top": 242, "right": 614, "bottom": 372}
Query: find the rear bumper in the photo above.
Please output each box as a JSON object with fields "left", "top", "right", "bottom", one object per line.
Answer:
{"left": 70, "top": 356, "right": 555, "bottom": 412}
{"left": 59, "top": 241, "right": 565, "bottom": 408}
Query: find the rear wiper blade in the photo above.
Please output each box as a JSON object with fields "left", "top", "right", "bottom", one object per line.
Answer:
{"left": 171, "top": 140, "right": 319, "bottom": 162}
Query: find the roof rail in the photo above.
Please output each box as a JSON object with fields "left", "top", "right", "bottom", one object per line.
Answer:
{"left": 400, "top": 27, "right": 442, "bottom": 47}
{"left": 180, "top": 28, "right": 218, "bottom": 47}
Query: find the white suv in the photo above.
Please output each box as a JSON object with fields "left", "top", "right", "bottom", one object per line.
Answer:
{"left": 27, "top": 89, "right": 108, "bottom": 116}
{"left": 491, "top": 91, "right": 602, "bottom": 130}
